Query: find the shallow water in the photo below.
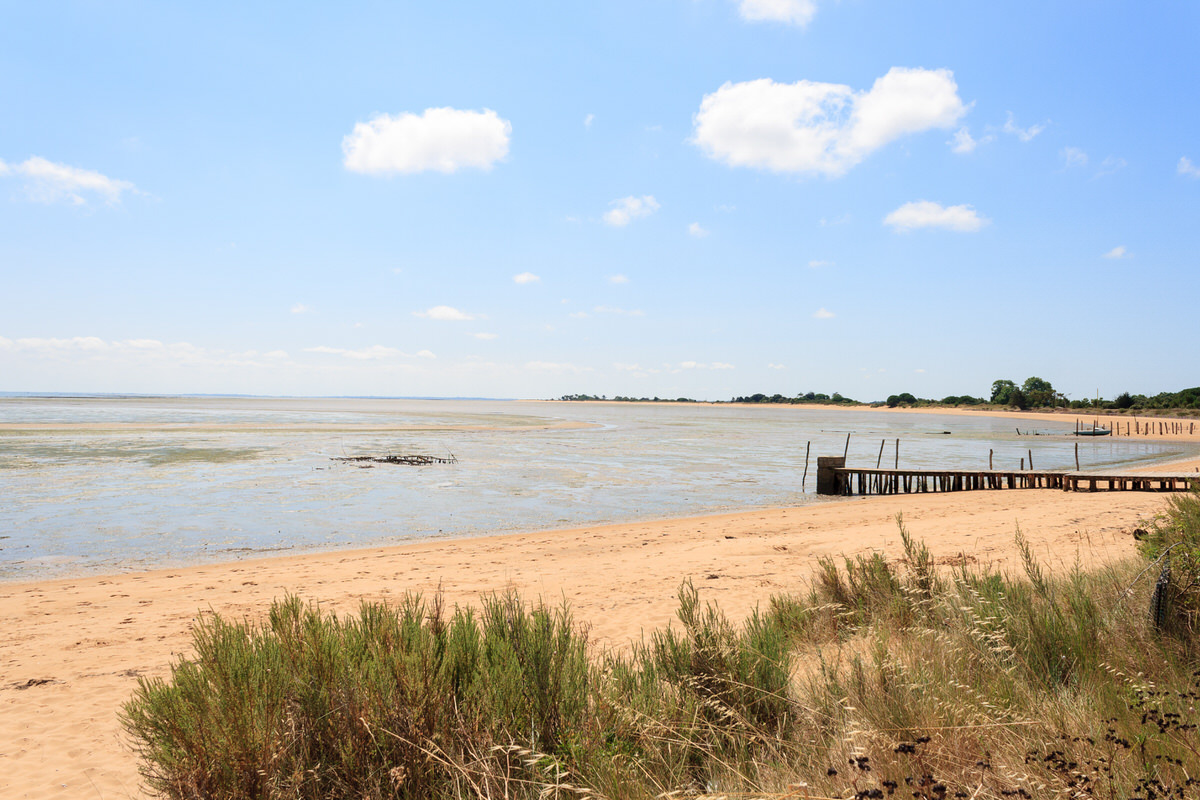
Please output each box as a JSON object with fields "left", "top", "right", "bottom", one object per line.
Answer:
{"left": 0, "top": 397, "right": 1192, "bottom": 581}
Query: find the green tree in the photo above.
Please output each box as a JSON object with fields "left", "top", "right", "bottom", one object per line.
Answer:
{"left": 1022, "top": 376, "right": 1056, "bottom": 407}
{"left": 990, "top": 379, "right": 1018, "bottom": 404}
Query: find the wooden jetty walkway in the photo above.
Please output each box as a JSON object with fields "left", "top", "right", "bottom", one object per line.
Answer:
{"left": 815, "top": 457, "right": 1197, "bottom": 496}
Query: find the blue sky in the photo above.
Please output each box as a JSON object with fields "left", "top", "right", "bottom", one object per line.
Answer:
{"left": 1, "top": 1, "right": 1197, "bottom": 401}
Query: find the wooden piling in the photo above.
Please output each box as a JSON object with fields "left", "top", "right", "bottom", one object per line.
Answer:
{"left": 843, "top": 432, "right": 851, "bottom": 459}
{"left": 801, "top": 441, "right": 811, "bottom": 490}
{"left": 876, "top": 439, "right": 885, "bottom": 469}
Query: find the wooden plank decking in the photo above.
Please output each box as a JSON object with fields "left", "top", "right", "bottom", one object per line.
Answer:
{"left": 814, "top": 456, "right": 1198, "bottom": 496}
{"left": 831, "top": 468, "right": 1196, "bottom": 496}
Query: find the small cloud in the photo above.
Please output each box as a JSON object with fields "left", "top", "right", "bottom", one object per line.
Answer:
{"left": 569, "top": 311, "right": 590, "bottom": 319}
{"left": 513, "top": 272, "right": 540, "bottom": 284}
{"left": 264, "top": 350, "right": 289, "bottom": 359}
{"left": 915, "top": 368, "right": 926, "bottom": 373}
{"left": 291, "top": 303, "right": 311, "bottom": 314}
{"left": 736, "top": 0, "right": 817, "bottom": 27}
{"left": 813, "top": 307, "right": 836, "bottom": 319}
{"left": 1002, "top": 112, "right": 1046, "bottom": 142}
{"left": 1095, "top": 155, "right": 1127, "bottom": 178}
{"left": 767, "top": 363, "right": 786, "bottom": 370}
{"left": 884, "top": 200, "right": 988, "bottom": 233}
{"left": 1062, "top": 146, "right": 1088, "bottom": 168}
{"left": 391, "top": 267, "right": 404, "bottom": 274}
{"left": 525, "top": 361, "right": 591, "bottom": 374}
{"left": 608, "top": 274, "right": 629, "bottom": 285}
{"left": 415, "top": 305, "right": 478, "bottom": 321}
{"left": 0, "top": 156, "right": 140, "bottom": 205}
{"left": 584, "top": 113, "right": 595, "bottom": 128}
{"left": 808, "top": 259, "right": 834, "bottom": 268}
{"left": 473, "top": 332, "right": 498, "bottom": 340}
{"left": 594, "top": 305, "right": 644, "bottom": 317}
{"left": 1102, "top": 245, "right": 1129, "bottom": 260}
{"left": 950, "top": 127, "right": 977, "bottom": 154}
{"left": 603, "top": 195, "right": 660, "bottom": 227}
{"left": 416, "top": 349, "right": 436, "bottom": 359}
{"left": 342, "top": 107, "right": 511, "bottom": 175}
{"left": 716, "top": 204, "right": 737, "bottom": 213}
{"left": 820, "top": 214, "right": 851, "bottom": 226}
{"left": 678, "top": 361, "right": 735, "bottom": 370}
{"left": 304, "top": 345, "right": 403, "bottom": 360}
{"left": 1178, "top": 156, "right": 1200, "bottom": 178}
{"left": 688, "top": 222, "right": 710, "bottom": 238}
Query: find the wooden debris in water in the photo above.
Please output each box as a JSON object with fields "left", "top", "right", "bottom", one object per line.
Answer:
{"left": 333, "top": 454, "right": 458, "bottom": 466}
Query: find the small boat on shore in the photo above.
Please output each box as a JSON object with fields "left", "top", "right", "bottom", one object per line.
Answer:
{"left": 1074, "top": 427, "right": 1112, "bottom": 436}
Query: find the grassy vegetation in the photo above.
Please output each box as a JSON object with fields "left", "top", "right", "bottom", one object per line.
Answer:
{"left": 124, "top": 493, "right": 1200, "bottom": 799}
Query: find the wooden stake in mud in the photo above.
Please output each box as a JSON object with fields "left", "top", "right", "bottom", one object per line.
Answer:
{"left": 843, "top": 432, "right": 851, "bottom": 459}
{"left": 1075, "top": 441, "right": 1080, "bottom": 471}
{"left": 989, "top": 448, "right": 994, "bottom": 470}
{"left": 895, "top": 438, "right": 899, "bottom": 469}
{"left": 802, "top": 441, "right": 811, "bottom": 490}
{"left": 1028, "top": 449, "right": 1033, "bottom": 470}
{"left": 1021, "top": 457, "right": 1025, "bottom": 470}
{"left": 876, "top": 438, "right": 886, "bottom": 469}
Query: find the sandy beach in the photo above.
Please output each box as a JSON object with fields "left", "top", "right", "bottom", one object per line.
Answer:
{"left": 2, "top": 478, "right": 1191, "bottom": 800}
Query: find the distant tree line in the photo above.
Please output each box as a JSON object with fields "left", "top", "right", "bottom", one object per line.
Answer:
{"left": 559, "top": 382, "right": 1200, "bottom": 412}
{"left": 731, "top": 392, "right": 856, "bottom": 405}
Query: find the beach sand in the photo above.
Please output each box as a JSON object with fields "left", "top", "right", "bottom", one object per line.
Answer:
{"left": 0, "top": 484, "right": 1186, "bottom": 800}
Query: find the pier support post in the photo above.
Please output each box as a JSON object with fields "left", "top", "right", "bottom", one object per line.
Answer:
{"left": 816, "top": 456, "right": 846, "bottom": 495}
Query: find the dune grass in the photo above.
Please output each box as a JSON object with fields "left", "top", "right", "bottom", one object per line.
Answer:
{"left": 124, "top": 492, "right": 1200, "bottom": 799}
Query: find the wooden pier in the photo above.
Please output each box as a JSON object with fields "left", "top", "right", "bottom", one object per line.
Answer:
{"left": 815, "top": 457, "right": 1197, "bottom": 496}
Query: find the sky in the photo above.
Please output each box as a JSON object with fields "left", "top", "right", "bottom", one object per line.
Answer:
{"left": 1, "top": 1, "right": 1197, "bottom": 402}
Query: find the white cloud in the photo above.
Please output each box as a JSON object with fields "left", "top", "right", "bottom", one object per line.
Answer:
{"left": 678, "top": 361, "right": 735, "bottom": 370}
{"left": 767, "top": 363, "right": 786, "bottom": 370}
{"left": 584, "top": 113, "right": 595, "bottom": 128}
{"left": 569, "top": 311, "right": 590, "bottom": 319}
{"left": 603, "top": 195, "right": 660, "bottom": 226}
{"left": 594, "top": 305, "right": 644, "bottom": 317}
{"left": 1062, "top": 146, "right": 1088, "bottom": 168}
{"left": 0, "top": 156, "right": 139, "bottom": 205}
{"left": 883, "top": 200, "right": 988, "bottom": 233}
{"left": 416, "top": 350, "right": 436, "bottom": 359}
{"left": 1002, "top": 112, "right": 1045, "bottom": 142}
{"left": 950, "top": 127, "right": 977, "bottom": 154}
{"left": 608, "top": 274, "right": 630, "bottom": 285}
{"left": 1102, "top": 245, "right": 1129, "bottom": 260}
{"left": 688, "top": 222, "right": 710, "bottom": 238}
{"left": 1178, "top": 156, "right": 1200, "bottom": 178}
{"left": 291, "top": 303, "right": 311, "bottom": 314}
{"left": 692, "top": 68, "right": 968, "bottom": 177}
{"left": 414, "top": 305, "right": 478, "bottom": 321}
{"left": 1095, "top": 155, "right": 1127, "bottom": 178}
{"left": 524, "top": 361, "right": 591, "bottom": 374}
{"left": 342, "top": 107, "right": 511, "bottom": 174}
{"left": 0, "top": 336, "right": 280, "bottom": 369}
{"left": 304, "top": 345, "right": 403, "bottom": 360}
{"left": 808, "top": 259, "right": 833, "bottom": 268}
{"left": 473, "top": 332, "right": 498, "bottom": 340}
{"left": 513, "top": 272, "right": 540, "bottom": 284}
{"left": 737, "top": 0, "right": 817, "bottom": 26}
{"left": 813, "top": 308, "right": 836, "bottom": 319}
